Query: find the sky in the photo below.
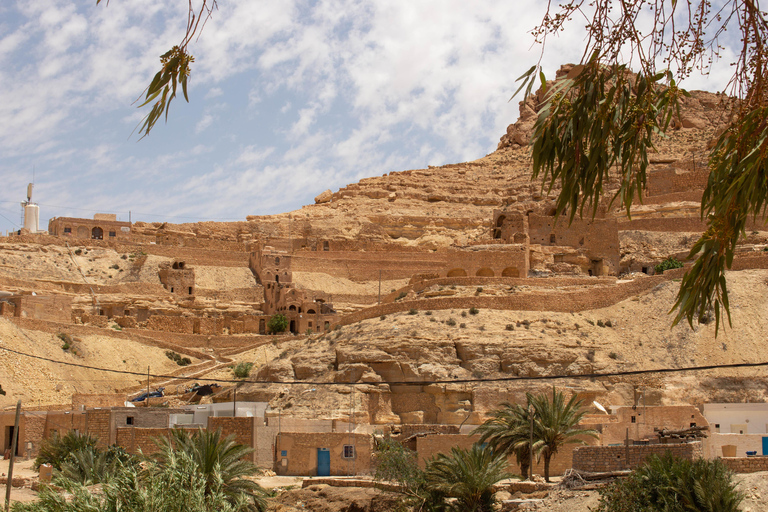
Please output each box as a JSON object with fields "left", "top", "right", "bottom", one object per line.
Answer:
{"left": 0, "top": 0, "right": 738, "bottom": 235}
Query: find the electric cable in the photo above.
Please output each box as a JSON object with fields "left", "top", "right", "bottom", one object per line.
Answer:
{"left": 0, "top": 342, "right": 766, "bottom": 387}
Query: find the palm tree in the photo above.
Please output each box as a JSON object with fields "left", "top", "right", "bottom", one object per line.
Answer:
{"left": 155, "top": 428, "right": 268, "bottom": 511}
{"left": 528, "top": 386, "right": 598, "bottom": 482}
{"left": 424, "top": 443, "right": 512, "bottom": 512}
{"left": 471, "top": 402, "right": 533, "bottom": 478}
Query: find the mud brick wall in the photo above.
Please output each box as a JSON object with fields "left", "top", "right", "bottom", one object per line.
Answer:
{"left": 572, "top": 441, "right": 703, "bottom": 472}
{"left": 720, "top": 456, "right": 768, "bottom": 473}
{"left": 208, "top": 417, "right": 256, "bottom": 454}
{"left": 289, "top": 251, "right": 447, "bottom": 281}
{"left": 275, "top": 432, "right": 372, "bottom": 476}
{"left": 115, "top": 427, "right": 177, "bottom": 455}
{"left": 146, "top": 315, "right": 195, "bottom": 334}
{"left": 44, "top": 411, "right": 86, "bottom": 438}
{"left": 85, "top": 409, "right": 113, "bottom": 448}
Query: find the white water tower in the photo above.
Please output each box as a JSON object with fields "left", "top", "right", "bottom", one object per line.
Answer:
{"left": 21, "top": 183, "right": 40, "bottom": 233}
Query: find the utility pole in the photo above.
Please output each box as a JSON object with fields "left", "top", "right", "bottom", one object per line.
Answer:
{"left": 146, "top": 366, "right": 150, "bottom": 408}
{"left": 5, "top": 400, "right": 21, "bottom": 512}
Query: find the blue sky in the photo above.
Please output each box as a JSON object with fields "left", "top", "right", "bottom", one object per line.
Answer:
{"left": 0, "top": 1, "right": 736, "bottom": 235}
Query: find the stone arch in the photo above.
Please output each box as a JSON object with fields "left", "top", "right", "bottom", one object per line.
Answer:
{"left": 289, "top": 305, "right": 297, "bottom": 311}
{"left": 447, "top": 268, "right": 467, "bottom": 277}
{"left": 77, "top": 226, "right": 88, "bottom": 238}
{"left": 307, "top": 309, "right": 316, "bottom": 315}
{"left": 91, "top": 226, "right": 103, "bottom": 240}
{"left": 501, "top": 267, "right": 519, "bottom": 277}
{"left": 476, "top": 267, "right": 494, "bottom": 277}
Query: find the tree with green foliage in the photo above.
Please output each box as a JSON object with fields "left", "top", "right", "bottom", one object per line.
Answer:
{"left": 423, "top": 443, "right": 512, "bottom": 512}
{"left": 516, "top": 0, "right": 768, "bottom": 334}
{"left": 595, "top": 452, "right": 744, "bottom": 512}
{"left": 155, "top": 428, "right": 268, "bottom": 511}
{"left": 267, "top": 313, "right": 289, "bottom": 334}
{"left": 372, "top": 437, "right": 447, "bottom": 511}
{"left": 472, "top": 401, "right": 533, "bottom": 478}
{"left": 528, "top": 387, "right": 597, "bottom": 482}
{"left": 14, "top": 449, "right": 252, "bottom": 512}
{"left": 34, "top": 431, "right": 99, "bottom": 471}
{"left": 655, "top": 256, "right": 684, "bottom": 275}
{"left": 475, "top": 388, "right": 597, "bottom": 483}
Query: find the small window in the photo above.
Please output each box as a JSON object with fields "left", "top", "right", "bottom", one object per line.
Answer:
{"left": 126, "top": 417, "right": 134, "bottom": 425}
{"left": 690, "top": 422, "right": 696, "bottom": 428}
{"left": 549, "top": 234, "right": 556, "bottom": 244}
{"left": 109, "top": 231, "right": 116, "bottom": 238}
{"left": 170, "top": 287, "right": 174, "bottom": 293}
{"left": 281, "top": 450, "right": 288, "bottom": 457}
{"left": 631, "top": 416, "right": 636, "bottom": 424}
{"left": 342, "top": 445, "right": 355, "bottom": 459}
{"left": 63, "top": 227, "right": 72, "bottom": 234}
{"left": 188, "top": 287, "right": 193, "bottom": 295}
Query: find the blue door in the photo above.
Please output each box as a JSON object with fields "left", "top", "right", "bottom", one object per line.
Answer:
{"left": 317, "top": 448, "right": 330, "bottom": 476}
{"left": 762, "top": 437, "right": 768, "bottom": 456}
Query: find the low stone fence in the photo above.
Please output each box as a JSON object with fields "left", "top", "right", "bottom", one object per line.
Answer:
{"left": 572, "top": 442, "right": 703, "bottom": 473}
{"left": 720, "top": 456, "right": 768, "bottom": 474}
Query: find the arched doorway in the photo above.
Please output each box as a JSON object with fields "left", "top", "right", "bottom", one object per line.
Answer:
{"left": 501, "top": 267, "right": 519, "bottom": 277}
{"left": 289, "top": 320, "right": 296, "bottom": 333}
{"left": 447, "top": 268, "right": 467, "bottom": 277}
{"left": 91, "top": 227, "right": 103, "bottom": 240}
{"left": 476, "top": 268, "right": 494, "bottom": 277}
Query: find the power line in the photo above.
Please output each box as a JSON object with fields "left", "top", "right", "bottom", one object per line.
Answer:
{"left": 1, "top": 343, "right": 766, "bottom": 387}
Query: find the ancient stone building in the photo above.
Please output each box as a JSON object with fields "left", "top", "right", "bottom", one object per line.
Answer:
{"left": 158, "top": 260, "right": 195, "bottom": 296}
{"left": 48, "top": 214, "right": 131, "bottom": 240}
{"left": 492, "top": 210, "right": 620, "bottom": 276}
{"left": 251, "top": 246, "right": 338, "bottom": 333}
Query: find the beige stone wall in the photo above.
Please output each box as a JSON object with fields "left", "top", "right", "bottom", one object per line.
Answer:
{"left": 720, "top": 456, "right": 768, "bottom": 473}
{"left": 275, "top": 432, "right": 372, "bottom": 476}
{"left": 8, "top": 295, "right": 72, "bottom": 323}
{"left": 572, "top": 441, "right": 704, "bottom": 472}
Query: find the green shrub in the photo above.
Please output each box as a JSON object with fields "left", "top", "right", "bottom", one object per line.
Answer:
{"left": 505, "top": 324, "right": 515, "bottom": 331}
{"left": 446, "top": 318, "right": 457, "bottom": 327}
{"left": 232, "top": 362, "right": 254, "bottom": 379}
{"left": 459, "top": 323, "right": 466, "bottom": 328}
{"left": 595, "top": 453, "right": 743, "bottom": 512}
{"left": 461, "top": 311, "right": 468, "bottom": 317}
{"left": 654, "top": 257, "right": 684, "bottom": 274}
{"left": 425, "top": 311, "right": 432, "bottom": 315}
{"left": 608, "top": 352, "right": 618, "bottom": 360}
{"left": 469, "top": 307, "right": 479, "bottom": 315}
{"left": 165, "top": 351, "right": 191, "bottom": 366}
{"left": 408, "top": 309, "right": 418, "bottom": 315}
{"left": 35, "top": 432, "right": 99, "bottom": 471}
{"left": 267, "top": 313, "right": 288, "bottom": 333}
{"left": 380, "top": 315, "right": 386, "bottom": 320}
{"left": 396, "top": 291, "right": 407, "bottom": 301}
{"left": 57, "top": 332, "right": 73, "bottom": 344}
{"left": 476, "top": 287, "right": 483, "bottom": 293}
